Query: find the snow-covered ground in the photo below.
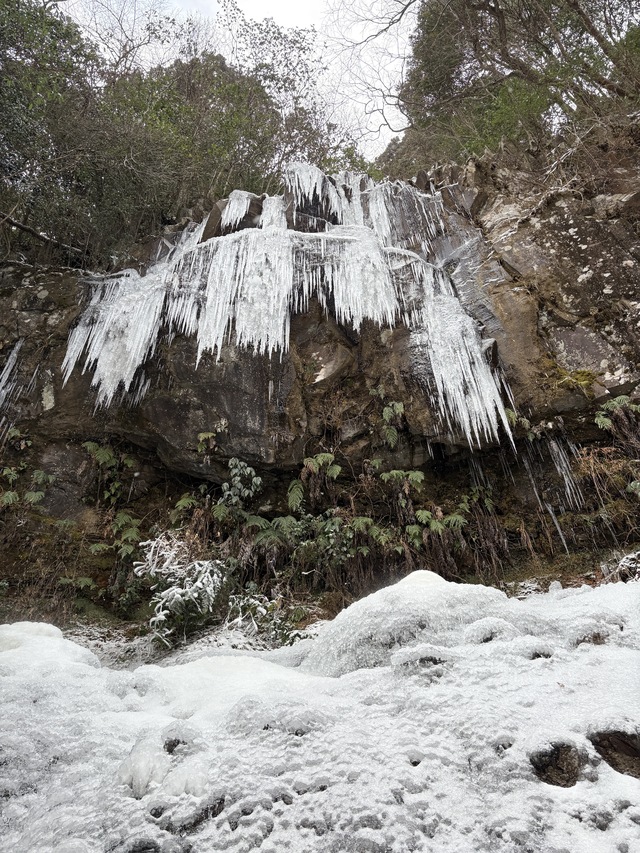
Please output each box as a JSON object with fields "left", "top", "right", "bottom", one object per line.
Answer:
{"left": 1, "top": 572, "right": 639, "bottom": 853}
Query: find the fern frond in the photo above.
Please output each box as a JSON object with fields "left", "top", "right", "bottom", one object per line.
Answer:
{"left": 212, "top": 503, "right": 231, "bottom": 522}
{"left": 287, "top": 479, "right": 305, "bottom": 511}
{"left": 243, "top": 515, "right": 271, "bottom": 531}
{"left": 415, "top": 509, "right": 433, "bottom": 525}
{"left": 444, "top": 513, "right": 467, "bottom": 530}
{"left": 350, "top": 516, "right": 373, "bottom": 533}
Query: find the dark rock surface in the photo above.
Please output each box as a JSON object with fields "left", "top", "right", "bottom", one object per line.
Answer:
{"left": 529, "top": 742, "right": 589, "bottom": 787}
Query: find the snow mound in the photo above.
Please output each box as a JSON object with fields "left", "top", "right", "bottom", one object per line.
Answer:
{"left": 1, "top": 576, "right": 640, "bottom": 853}
{"left": 298, "top": 570, "right": 509, "bottom": 676}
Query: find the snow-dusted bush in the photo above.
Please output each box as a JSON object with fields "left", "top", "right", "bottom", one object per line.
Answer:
{"left": 601, "top": 550, "right": 640, "bottom": 583}
{"left": 134, "top": 532, "right": 225, "bottom": 644}
{"left": 225, "top": 583, "right": 303, "bottom": 645}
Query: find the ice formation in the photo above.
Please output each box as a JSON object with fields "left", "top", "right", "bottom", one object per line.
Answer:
{"left": 62, "top": 163, "right": 512, "bottom": 446}
{"left": 2, "top": 574, "right": 640, "bottom": 852}
{"left": 548, "top": 437, "right": 584, "bottom": 510}
{"left": 221, "top": 190, "right": 255, "bottom": 230}
{"left": 0, "top": 339, "right": 39, "bottom": 444}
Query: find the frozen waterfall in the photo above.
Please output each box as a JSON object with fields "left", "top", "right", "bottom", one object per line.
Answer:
{"left": 62, "top": 163, "right": 512, "bottom": 447}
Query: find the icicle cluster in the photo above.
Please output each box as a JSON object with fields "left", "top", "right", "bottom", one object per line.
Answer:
{"left": 63, "top": 163, "right": 512, "bottom": 447}
{"left": 0, "top": 340, "right": 38, "bottom": 445}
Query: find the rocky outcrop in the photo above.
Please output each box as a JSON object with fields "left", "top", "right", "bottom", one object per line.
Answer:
{"left": 2, "top": 160, "right": 639, "bottom": 481}
{"left": 1, "top": 155, "right": 640, "bottom": 606}
{"left": 450, "top": 154, "right": 640, "bottom": 406}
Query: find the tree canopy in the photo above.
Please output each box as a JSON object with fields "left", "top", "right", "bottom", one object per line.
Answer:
{"left": 0, "top": 0, "right": 361, "bottom": 267}
{"left": 379, "top": 0, "right": 640, "bottom": 168}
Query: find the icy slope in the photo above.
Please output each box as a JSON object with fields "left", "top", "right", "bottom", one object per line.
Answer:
{"left": 1, "top": 574, "right": 639, "bottom": 853}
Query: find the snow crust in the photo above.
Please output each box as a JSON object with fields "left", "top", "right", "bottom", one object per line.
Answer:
{"left": 2, "top": 575, "right": 639, "bottom": 852}
{"left": 62, "top": 164, "right": 512, "bottom": 447}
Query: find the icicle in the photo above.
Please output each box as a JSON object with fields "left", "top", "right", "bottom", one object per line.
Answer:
{"left": 547, "top": 437, "right": 584, "bottom": 510}
{"left": 0, "top": 340, "right": 23, "bottom": 410}
{"left": 63, "top": 163, "right": 515, "bottom": 448}
{"left": 220, "top": 190, "right": 255, "bottom": 231}
{"left": 522, "top": 455, "right": 544, "bottom": 510}
{"left": 544, "top": 501, "right": 571, "bottom": 555}
{"left": 283, "top": 163, "right": 342, "bottom": 221}
{"left": 260, "top": 196, "right": 287, "bottom": 230}
{"left": 391, "top": 250, "right": 512, "bottom": 448}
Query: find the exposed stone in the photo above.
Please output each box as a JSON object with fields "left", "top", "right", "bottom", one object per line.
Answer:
{"left": 549, "top": 325, "right": 639, "bottom": 394}
{"left": 2, "top": 158, "right": 640, "bottom": 502}
{"left": 589, "top": 731, "right": 640, "bottom": 779}
{"left": 529, "top": 743, "right": 588, "bottom": 787}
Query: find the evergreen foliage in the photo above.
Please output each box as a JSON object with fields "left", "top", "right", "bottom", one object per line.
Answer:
{"left": 0, "top": 0, "right": 361, "bottom": 266}
{"left": 380, "top": 0, "right": 640, "bottom": 168}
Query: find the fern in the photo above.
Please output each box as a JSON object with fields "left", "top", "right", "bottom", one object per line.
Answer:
{"left": 303, "top": 457, "right": 319, "bottom": 475}
{"left": 23, "top": 490, "right": 45, "bottom": 505}
{"left": 0, "top": 491, "right": 19, "bottom": 506}
{"left": 118, "top": 526, "right": 142, "bottom": 543}
{"left": 381, "top": 424, "right": 398, "bottom": 448}
{"left": 415, "top": 509, "right": 433, "bottom": 525}
{"left": 382, "top": 401, "right": 404, "bottom": 423}
{"left": 444, "top": 513, "right": 467, "bottom": 530}
{"left": 212, "top": 503, "right": 231, "bottom": 522}
{"left": 2, "top": 467, "right": 18, "bottom": 485}
{"left": 287, "top": 479, "right": 305, "bottom": 511}
{"left": 350, "top": 516, "right": 373, "bottom": 533}
{"left": 113, "top": 511, "right": 137, "bottom": 531}
{"left": 600, "top": 395, "right": 631, "bottom": 411}
{"left": 407, "top": 471, "right": 425, "bottom": 487}
{"left": 595, "top": 412, "right": 613, "bottom": 430}
{"left": 31, "top": 470, "right": 55, "bottom": 486}
{"left": 253, "top": 528, "right": 285, "bottom": 548}
{"left": 429, "top": 519, "right": 446, "bottom": 535}
{"left": 405, "top": 524, "right": 423, "bottom": 548}
{"left": 243, "top": 515, "right": 270, "bottom": 531}
{"left": 326, "top": 464, "right": 342, "bottom": 480}
{"left": 175, "top": 494, "right": 199, "bottom": 511}
{"left": 315, "top": 452, "right": 335, "bottom": 468}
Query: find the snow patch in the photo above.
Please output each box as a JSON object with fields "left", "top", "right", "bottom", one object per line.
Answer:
{"left": 1, "top": 575, "right": 640, "bottom": 851}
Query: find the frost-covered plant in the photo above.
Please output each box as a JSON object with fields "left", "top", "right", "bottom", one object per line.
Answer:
{"left": 134, "top": 531, "right": 225, "bottom": 644}
{"left": 226, "top": 583, "right": 302, "bottom": 645}
{"left": 601, "top": 551, "right": 640, "bottom": 584}
{"left": 219, "top": 457, "right": 263, "bottom": 507}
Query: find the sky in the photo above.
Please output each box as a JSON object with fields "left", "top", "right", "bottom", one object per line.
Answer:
{"left": 178, "top": 0, "right": 324, "bottom": 29}
{"left": 64, "top": 0, "right": 410, "bottom": 157}
{"left": 172, "top": 0, "right": 410, "bottom": 156}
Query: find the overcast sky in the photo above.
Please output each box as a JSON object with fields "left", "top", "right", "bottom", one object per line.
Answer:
{"left": 66, "top": 0, "right": 408, "bottom": 157}
{"left": 177, "top": 0, "right": 324, "bottom": 30}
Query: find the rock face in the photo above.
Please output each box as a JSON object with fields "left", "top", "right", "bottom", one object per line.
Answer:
{"left": 3, "top": 162, "right": 639, "bottom": 472}
{"left": 1, "top": 156, "right": 639, "bottom": 577}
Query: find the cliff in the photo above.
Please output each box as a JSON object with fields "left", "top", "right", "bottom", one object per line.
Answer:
{"left": 1, "top": 154, "right": 639, "bottom": 623}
